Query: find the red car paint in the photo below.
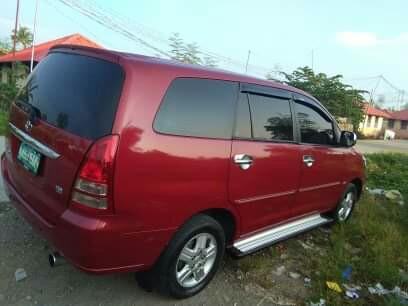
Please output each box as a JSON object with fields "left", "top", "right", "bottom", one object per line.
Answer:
{"left": 1, "top": 45, "right": 365, "bottom": 274}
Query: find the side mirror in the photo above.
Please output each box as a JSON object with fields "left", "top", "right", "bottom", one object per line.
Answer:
{"left": 340, "top": 131, "right": 357, "bottom": 147}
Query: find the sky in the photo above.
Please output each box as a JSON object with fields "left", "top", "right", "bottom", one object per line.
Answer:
{"left": 1, "top": 0, "right": 407, "bottom": 108}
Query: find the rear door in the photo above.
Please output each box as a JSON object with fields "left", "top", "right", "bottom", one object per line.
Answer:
{"left": 292, "top": 95, "right": 345, "bottom": 216}
{"left": 229, "top": 84, "right": 302, "bottom": 234}
{"left": 5, "top": 51, "right": 124, "bottom": 224}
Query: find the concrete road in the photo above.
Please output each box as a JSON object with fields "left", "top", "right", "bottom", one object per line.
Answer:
{"left": 355, "top": 139, "right": 408, "bottom": 154}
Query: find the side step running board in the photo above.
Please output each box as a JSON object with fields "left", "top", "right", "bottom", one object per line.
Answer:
{"left": 233, "top": 214, "right": 332, "bottom": 255}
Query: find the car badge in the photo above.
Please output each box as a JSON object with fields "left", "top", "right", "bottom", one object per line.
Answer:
{"left": 25, "top": 120, "right": 33, "bottom": 132}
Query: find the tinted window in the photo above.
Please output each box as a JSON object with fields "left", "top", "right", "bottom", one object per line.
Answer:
{"left": 16, "top": 52, "right": 124, "bottom": 140}
{"left": 402, "top": 121, "right": 408, "bottom": 130}
{"left": 295, "top": 102, "right": 334, "bottom": 145}
{"left": 388, "top": 119, "right": 395, "bottom": 128}
{"left": 234, "top": 93, "right": 251, "bottom": 138}
{"left": 154, "top": 78, "right": 238, "bottom": 139}
{"left": 248, "top": 94, "right": 293, "bottom": 141}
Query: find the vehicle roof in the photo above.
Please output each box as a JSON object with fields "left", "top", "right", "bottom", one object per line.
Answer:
{"left": 50, "top": 44, "right": 318, "bottom": 102}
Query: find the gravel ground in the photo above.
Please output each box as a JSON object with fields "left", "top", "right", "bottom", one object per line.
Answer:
{"left": 0, "top": 137, "right": 289, "bottom": 306}
{"left": 0, "top": 200, "right": 288, "bottom": 306}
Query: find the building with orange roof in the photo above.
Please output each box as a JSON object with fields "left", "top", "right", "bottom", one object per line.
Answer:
{"left": 387, "top": 109, "right": 408, "bottom": 139}
{"left": 0, "top": 33, "right": 102, "bottom": 83}
{"left": 359, "top": 103, "right": 408, "bottom": 139}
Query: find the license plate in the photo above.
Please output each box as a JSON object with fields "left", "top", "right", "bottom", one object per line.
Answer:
{"left": 17, "top": 142, "right": 42, "bottom": 175}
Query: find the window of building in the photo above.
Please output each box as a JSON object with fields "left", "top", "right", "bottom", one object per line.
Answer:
{"left": 388, "top": 119, "right": 395, "bottom": 129}
{"left": 366, "top": 115, "right": 371, "bottom": 127}
{"left": 373, "top": 117, "right": 377, "bottom": 128}
{"left": 401, "top": 121, "right": 408, "bottom": 130}
{"left": 374, "top": 117, "right": 380, "bottom": 128}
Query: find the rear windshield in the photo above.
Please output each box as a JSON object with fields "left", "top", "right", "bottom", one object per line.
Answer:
{"left": 15, "top": 52, "right": 124, "bottom": 140}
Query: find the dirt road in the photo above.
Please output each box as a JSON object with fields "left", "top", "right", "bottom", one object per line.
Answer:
{"left": 355, "top": 139, "right": 408, "bottom": 154}
{"left": 0, "top": 200, "right": 287, "bottom": 306}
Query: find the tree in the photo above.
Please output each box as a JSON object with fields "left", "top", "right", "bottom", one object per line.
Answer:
{"left": 168, "top": 33, "right": 217, "bottom": 67}
{"left": 11, "top": 26, "right": 33, "bottom": 49}
{"left": 0, "top": 62, "right": 28, "bottom": 111}
{"left": 169, "top": 33, "right": 184, "bottom": 61}
{"left": 0, "top": 39, "right": 12, "bottom": 55}
{"left": 276, "top": 66, "right": 366, "bottom": 131}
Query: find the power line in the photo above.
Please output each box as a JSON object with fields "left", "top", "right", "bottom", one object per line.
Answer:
{"left": 57, "top": 0, "right": 280, "bottom": 77}
{"left": 58, "top": 0, "right": 172, "bottom": 57}
{"left": 43, "top": 0, "right": 114, "bottom": 49}
{"left": 51, "top": 0, "right": 408, "bottom": 106}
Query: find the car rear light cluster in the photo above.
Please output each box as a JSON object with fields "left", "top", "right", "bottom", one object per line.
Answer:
{"left": 71, "top": 135, "right": 119, "bottom": 211}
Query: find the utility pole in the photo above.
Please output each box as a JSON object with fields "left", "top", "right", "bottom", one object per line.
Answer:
{"left": 245, "top": 50, "right": 251, "bottom": 74}
{"left": 12, "top": 0, "right": 20, "bottom": 72}
{"left": 30, "top": 0, "right": 39, "bottom": 72}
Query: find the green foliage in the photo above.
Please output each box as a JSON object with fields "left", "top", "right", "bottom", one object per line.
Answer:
{"left": 365, "top": 153, "right": 408, "bottom": 197}
{"left": 11, "top": 26, "right": 33, "bottom": 49}
{"left": 168, "top": 33, "right": 217, "bottom": 67}
{"left": 0, "top": 62, "right": 28, "bottom": 112}
{"left": 278, "top": 67, "right": 366, "bottom": 131}
{"left": 0, "top": 111, "right": 9, "bottom": 135}
{"left": 0, "top": 39, "right": 12, "bottom": 55}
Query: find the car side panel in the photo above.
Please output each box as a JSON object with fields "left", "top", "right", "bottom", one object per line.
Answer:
{"left": 112, "top": 63, "right": 241, "bottom": 266}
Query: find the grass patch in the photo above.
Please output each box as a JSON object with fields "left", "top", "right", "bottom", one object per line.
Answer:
{"left": 235, "top": 153, "right": 408, "bottom": 305}
{"left": 0, "top": 111, "right": 9, "bottom": 135}
{"left": 365, "top": 153, "right": 408, "bottom": 196}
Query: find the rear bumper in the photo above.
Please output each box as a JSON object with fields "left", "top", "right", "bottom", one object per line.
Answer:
{"left": 1, "top": 153, "right": 175, "bottom": 274}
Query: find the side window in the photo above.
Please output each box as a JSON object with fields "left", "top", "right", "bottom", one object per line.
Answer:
{"left": 295, "top": 102, "right": 335, "bottom": 145}
{"left": 154, "top": 78, "right": 238, "bottom": 139}
{"left": 248, "top": 94, "right": 293, "bottom": 141}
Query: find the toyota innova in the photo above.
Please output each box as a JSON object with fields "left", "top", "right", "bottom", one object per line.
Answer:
{"left": 1, "top": 45, "right": 365, "bottom": 298}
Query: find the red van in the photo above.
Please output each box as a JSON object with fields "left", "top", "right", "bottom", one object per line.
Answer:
{"left": 1, "top": 45, "right": 365, "bottom": 298}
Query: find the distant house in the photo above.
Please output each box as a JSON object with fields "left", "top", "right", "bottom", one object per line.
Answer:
{"left": 359, "top": 103, "right": 408, "bottom": 139}
{"left": 387, "top": 109, "right": 408, "bottom": 139}
{"left": 0, "top": 33, "right": 102, "bottom": 84}
{"left": 359, "top": 104, "right": 392, "bottom": 138}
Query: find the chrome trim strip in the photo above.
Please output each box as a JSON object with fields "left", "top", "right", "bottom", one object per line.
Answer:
{"left": 9, "top": 123, "right": 61, "bottom": 159}
{"left": 233, "top": 214, "right": 331, "bottom": 254}
{"left": 299, "top": 182, "right": 341, "bottom": 193}
{"left": 235, "top": 190, "right": 296, "bottom": 204}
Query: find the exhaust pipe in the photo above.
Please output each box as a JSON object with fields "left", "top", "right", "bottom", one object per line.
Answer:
{"left": 48, "top": 252, "right": 64, "bottom": 267}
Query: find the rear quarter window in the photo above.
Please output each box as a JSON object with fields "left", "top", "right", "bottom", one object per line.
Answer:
{"left": 153, "top": 78, "right": 238, "bottom": 139}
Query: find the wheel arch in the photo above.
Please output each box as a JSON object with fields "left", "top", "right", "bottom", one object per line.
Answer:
{"left": 350, "top": 177, "right": 363, "bottom": 199}
{"left": 199, "top": 208, "right": 238, "bottom": 245}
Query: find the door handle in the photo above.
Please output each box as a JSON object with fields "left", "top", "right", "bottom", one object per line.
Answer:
{"left": 234, "top": 154, "right": 253, "bottom": 170}
{"left": 303, "top": 155, "right": 315, "bottom": 167}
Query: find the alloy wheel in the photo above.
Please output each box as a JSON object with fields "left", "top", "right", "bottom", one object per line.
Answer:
{"left": 175, "top": 233, "right": 218, "bottom": 288}
{"left": 338, "top": 191, "right": 355, "bottom": 221}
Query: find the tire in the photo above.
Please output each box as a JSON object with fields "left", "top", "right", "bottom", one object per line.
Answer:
{"left": 332, "top": 183, "right": 357, "bottom": 222}
{"left": 153, "top": 214, "right": 226, "bottom": 298}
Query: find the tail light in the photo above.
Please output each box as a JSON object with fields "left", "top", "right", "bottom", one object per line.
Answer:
{"left": 71, "top": 135, "right": 119, "bottom": 212}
